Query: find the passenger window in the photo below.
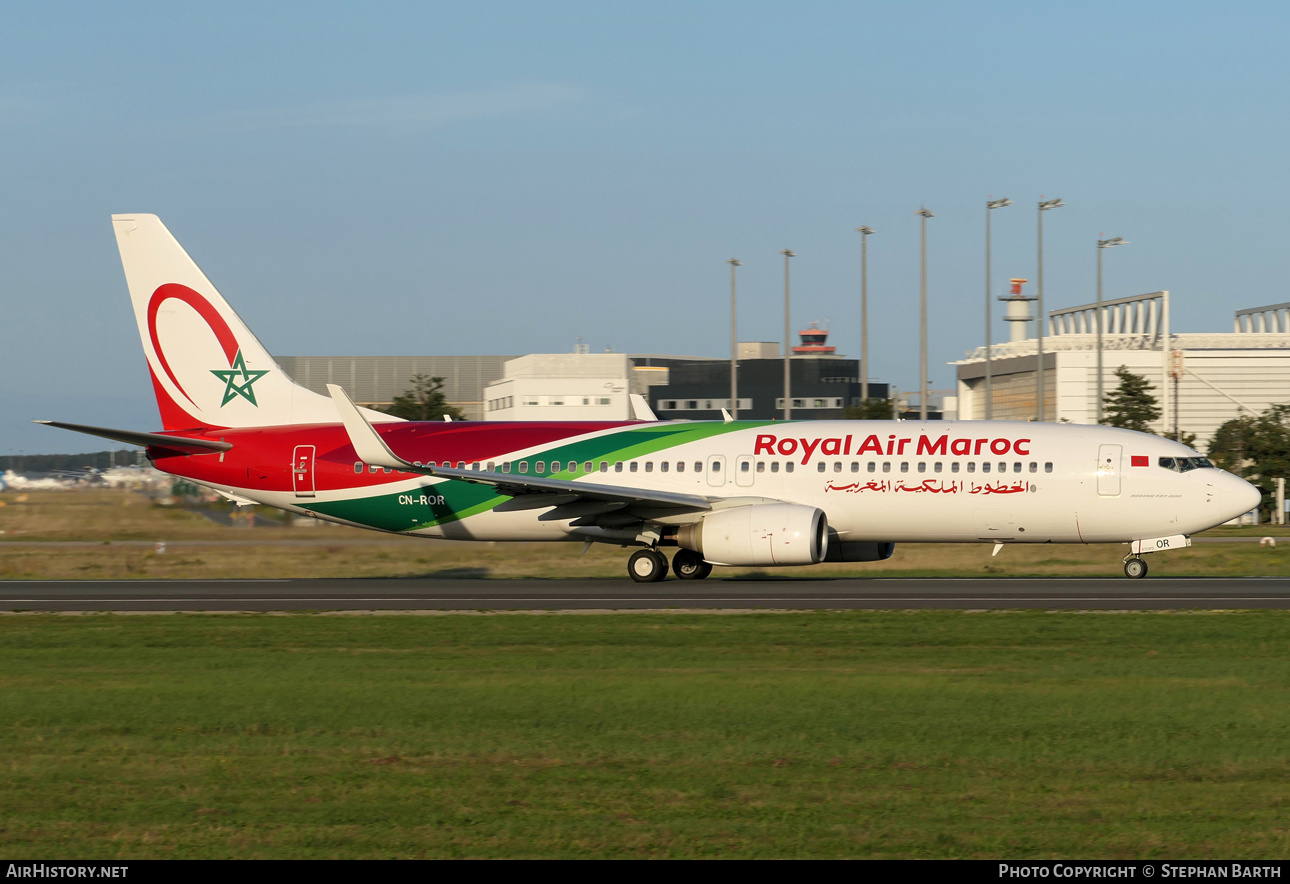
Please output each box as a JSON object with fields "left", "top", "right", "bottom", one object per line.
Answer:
{"left": 354, "top": 462, "right": 362, "bottom": 473}
{"left": 712, "top": 461, "right": 721, "bottom": 472}
{"left": 457, "top": 462, "right": 464, "bottom": 469}
{"left": 757, "top": 461, "right": 765, "bottom": 473}
{"left": 851, "top": 462, "right": 860, "bottom": 473}
{"left": 584, "top": 461, "right": 593, "bottom": 473}
{"left": 999, "top": 463, "right": 1007, "bottom": 473}
{"left": 934, "top": 462, "right": 943, "bottom": 473}
{"left": 695, "top": 462, "right": 702, "bottom": 472}
{"left": 645, "top": 462, "right": 653, "bottom": 473}
{"left": 615, "top": 462, "right": 624, "bottom": 472}
{"left": 900, "top": 462, "right": 909, "bottom": 473}
{"left": 1029, "top": 462, "right": 1037, "bottom": 473}
{"left": 740, "top": 461, "right": 749, "bottom": 472}
{"left": 1013, "top": 462, "right": 1021, "bottom": 473}
{"left": 676, "top": 462, "right": 685, "bottom": 473}
{"left": 1044, "top": 462, "right": 1053, "bottom": 473}
{"left": 785, "top": 462, "right": 794, "bottom": 473}
{"left": 982, "top": 462, "right": 991, "bottom": 473}
{"left": 951, "top": 462, "right": 959, "bottom": 473}
{"left": 502, "top": 463, "right": 511, "bottom": 474}
{"left": 967, "top": 462, "right": 976, "bottom": 473}
{"left": 867, "top": 462, "right": 876, "bottom": 473}
{"left": 487, "top": 462, "right": 496, "bottom": 472}
{"left": 917, "top": 462, "right": 926, "bottom": 473}
{"left": 600, "top": 462, "right": 608, "bottom": 472}
{"left": 369, "top": 464, "right": 378, "bottom": 473}
{"left": 817, "top": 462, "right": 826, "bottom": 473}
{"left": 518, "top": 462, "right": 529, "bottom": 474}
{"left": 834, "top": 462, "right": 842, "bottom": 473}
{"left": 882, "top": 462, "right": 891, "bottom": 473}
{"left": 661, "top": 462, "right": 670, "bottom": 473}
{"left": 771, "top": 462, "right": 780, "bottom": 473}
{"left": 630, "top": 462, "right": 638, "bottom": 472}
{"left": 536, "top": 461, "right": 545, "bottom": 473}
{"left": 471, "top": 462, "right": 480, "bottom": 471}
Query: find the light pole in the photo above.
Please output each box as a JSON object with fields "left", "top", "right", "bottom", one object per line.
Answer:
{"left": 781, "top": 249, "right": 795, "bottom": 420}
{"left": 855, "top": 226, "right": 874, "bottom": 408}
{"left": 1036, "top": 197, "right": 1065, "bottom": 421}
{"left": 985, "top": 198, "right": 1012, "bottom": 419}
{"left": 726, "top": 258, "right": 741, "bottom": 419}
{"left": 1095, "top": 236, "right": 1128, "bottom": 423}
{"left": 916, "top": 208, "right": 933, "bottom": 420}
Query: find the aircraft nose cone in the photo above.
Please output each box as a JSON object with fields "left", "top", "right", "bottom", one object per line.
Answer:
{"left": 1220, "top": 472, "right": 1262, "bottom": 521}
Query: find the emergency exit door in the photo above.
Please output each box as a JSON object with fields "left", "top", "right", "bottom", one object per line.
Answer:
{"left": 293, "top": 445, "right": 316, "bottom": 498}
{"left": 1096, "top": 444, "right": 1121, "bottom": 497}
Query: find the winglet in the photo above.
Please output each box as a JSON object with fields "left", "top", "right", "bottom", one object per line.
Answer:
{"left": 327, "top": 384, "right": 415, "bottom": 470}
{"left": 629, "top": 393, "right": 657, "bottom": 421}
{"left": 721, "top": 408, "right": 733, "bottom": 423}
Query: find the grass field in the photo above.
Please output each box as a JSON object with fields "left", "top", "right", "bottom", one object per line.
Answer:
{"left": 2, "top": 488, "right": 1289, "bottom": 579}
{"left": 2, "top": 612, "right": 1288, "bottom": 858}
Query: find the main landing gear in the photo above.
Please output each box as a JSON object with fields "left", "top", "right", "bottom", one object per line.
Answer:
{"left": 626, "top": 548, "right": 713, "bottom": 583}
{"left": 1123, "top": 557, "right": 1148, "bottom": 579}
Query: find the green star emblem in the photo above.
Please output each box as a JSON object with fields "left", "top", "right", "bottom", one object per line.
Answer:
{"left": 211, "top": 349, "right": 269, "bottom": 407}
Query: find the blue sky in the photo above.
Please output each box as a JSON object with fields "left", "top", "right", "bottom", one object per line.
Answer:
{"left": 4, "top": 1, "right": 1289, "bottom": 453}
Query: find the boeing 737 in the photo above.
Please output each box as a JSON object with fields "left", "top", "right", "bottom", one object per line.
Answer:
{"left": 40, "top": 215, "right": 1261, "bottom": 581}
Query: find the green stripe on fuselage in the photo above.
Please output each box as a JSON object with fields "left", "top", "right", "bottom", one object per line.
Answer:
{"left": 306, "top": 421, "right": 758, "bottom": 532}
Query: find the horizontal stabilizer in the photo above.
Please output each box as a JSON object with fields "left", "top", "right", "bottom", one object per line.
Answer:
{"left": 35, "top": 420, "right": 232, "bottom": 454}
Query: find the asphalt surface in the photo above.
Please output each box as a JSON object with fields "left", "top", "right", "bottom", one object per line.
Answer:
{"left": 2, "top": 577, "right": 1290, "bottom": 611}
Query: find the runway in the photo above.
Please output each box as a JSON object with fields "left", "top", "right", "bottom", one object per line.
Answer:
{"left": 2, "top": 577, "right": 1290, "bottom": 611}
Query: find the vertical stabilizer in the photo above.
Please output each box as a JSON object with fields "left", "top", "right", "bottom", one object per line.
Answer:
{"left": 111, "top": 214, "right": 393, "bottom": 429}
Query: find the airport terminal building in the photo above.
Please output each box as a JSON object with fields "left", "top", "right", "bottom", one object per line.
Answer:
{"left": 952, "top": 294, "right": 1290, "bottom": 449}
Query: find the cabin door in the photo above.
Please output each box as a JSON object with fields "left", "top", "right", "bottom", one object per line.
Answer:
{"left": 1096, "top": 444, "right": 1122, "bottom": 497}
{"left": 735, "top": 455, "right": 755, "bottom": 487}
{"left": 292, "top": 445, "right": 316, "bottom": 498}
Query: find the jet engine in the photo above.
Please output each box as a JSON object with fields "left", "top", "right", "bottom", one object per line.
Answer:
{"left": 675, "top": 504, "right": 828, "bottom": 566}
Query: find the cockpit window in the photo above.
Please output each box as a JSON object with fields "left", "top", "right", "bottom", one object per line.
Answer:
{"left": 1159, "top": 456, "right": 1215, "bottom": 472}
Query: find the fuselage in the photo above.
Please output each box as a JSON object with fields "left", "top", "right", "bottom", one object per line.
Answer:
{"left": 151, "top": 418, "right": 1258, "bottom": 546}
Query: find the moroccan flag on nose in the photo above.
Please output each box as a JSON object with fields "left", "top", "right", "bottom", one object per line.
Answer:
{"left": 1131, "top": 456, "right": 1149, "bottom": 467}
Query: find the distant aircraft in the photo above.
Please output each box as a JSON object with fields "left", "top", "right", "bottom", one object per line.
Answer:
{"left": 39, "top": 215, "right": 1260, "bottom": 580}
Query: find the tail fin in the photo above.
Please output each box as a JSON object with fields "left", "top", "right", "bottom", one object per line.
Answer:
{"left": 112, "top": 214, "right": 390, "bottom": 430}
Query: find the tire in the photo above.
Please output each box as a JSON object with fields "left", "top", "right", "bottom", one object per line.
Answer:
{"left": 1124, "top": 558, "right": 1148, "bottom": 579}
{"left": 629, "top": 549, "right": 668, "bottom": 583}
{"left": 673, "top": 549, "right": 712, "bottom": 580}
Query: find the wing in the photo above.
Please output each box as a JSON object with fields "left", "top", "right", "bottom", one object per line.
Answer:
{"left": 327, "top": 384, "right": 712, "bottom": 514}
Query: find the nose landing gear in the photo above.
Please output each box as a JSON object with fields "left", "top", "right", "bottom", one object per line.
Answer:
{"left": 1123, "top": 557, "right": 1148, "bottom": 579}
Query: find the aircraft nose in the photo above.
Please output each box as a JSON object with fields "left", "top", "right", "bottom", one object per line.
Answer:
{"left": 1219, "top": 472, "right": 1262, "bottom": 522}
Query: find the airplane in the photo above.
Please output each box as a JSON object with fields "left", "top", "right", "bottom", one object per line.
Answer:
{"left": 39, "top": 214, "right": 1261, "bottom": 581}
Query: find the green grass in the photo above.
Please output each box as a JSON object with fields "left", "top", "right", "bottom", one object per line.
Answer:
{"left": 2, "top": 612, "right": 1289, "bottom": 858}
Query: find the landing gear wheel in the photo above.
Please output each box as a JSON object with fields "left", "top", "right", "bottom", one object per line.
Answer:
{"left": 628, "top": 549, "right": 669, "bottom": 583}
{"left": 672, "top": 549, "right": 714, "bottom": 580}
{"left": 1124, "top": 557, "right": 1148, "bottom": 579}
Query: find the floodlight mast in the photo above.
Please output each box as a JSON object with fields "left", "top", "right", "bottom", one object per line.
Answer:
{"left": 1095, "top": 236, "right": 1128, "bottom": 424}
{"left": 781, "top": 249, "right": 795, "bottom": 420}
{"left": 1036, "top": 197, "right": 1065, "bottom": 421}
{"left": 916, "top": 209, "right": 934, "bottom": 420}
{"left": 984, "top": 197, "right": 1012, "bottom": 419}
{"left": 855, "top": 226, "right": 874, "bottom": 410}
{"left": 726, "top": 258, "right": 741, "bottom": 419}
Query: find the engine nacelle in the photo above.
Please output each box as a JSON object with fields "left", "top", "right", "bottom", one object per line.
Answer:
{"left": 676, "top": 504, "right": 828, "bottom": 566}
{"left": 824, "top": 541, "right": 896, "bottom": 563}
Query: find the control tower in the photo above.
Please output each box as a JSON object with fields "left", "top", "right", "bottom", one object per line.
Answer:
{"left": 792, "top": 322, "right": 837, "bottom": 355}
{"left": 1000, "top": 278, "right": 1035, "bottom": 342}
